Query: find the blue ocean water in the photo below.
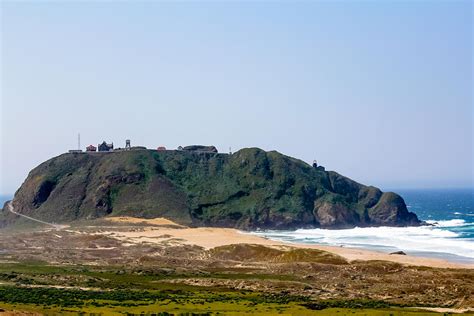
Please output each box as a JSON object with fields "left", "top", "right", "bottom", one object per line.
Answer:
{"left": 251, "top": 189, "right": 474, "bottom": 264}
{"left": 0, "top": 195, "right": 13, "bottom": 208}
{"left": 399, "top": 188, "right": 474, "bottom": 239}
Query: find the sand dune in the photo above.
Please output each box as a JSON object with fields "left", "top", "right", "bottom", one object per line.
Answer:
{"left": 105, "top": 216, "right": 185, "bottom": 227}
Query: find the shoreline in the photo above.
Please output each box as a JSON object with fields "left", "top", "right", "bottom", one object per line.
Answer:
{"left": 103, "top": 217, "right": 473, "bottom": 269}
{"left": 244, "top": 232, "right": 474, "bottom": 266}
{"left": 265, "top": 239, "right": 474, "bottom": 269}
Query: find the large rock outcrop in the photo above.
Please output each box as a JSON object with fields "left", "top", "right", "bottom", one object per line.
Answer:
{"left": 0, "top": 148, "right": 421, "bottom": 229}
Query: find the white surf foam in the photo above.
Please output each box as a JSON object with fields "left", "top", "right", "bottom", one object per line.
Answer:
{"left": 425, "top": 219, "right": 467, "bottom": 227}
{"left": 250, "top": 223, "right": 474, "bottom": 259}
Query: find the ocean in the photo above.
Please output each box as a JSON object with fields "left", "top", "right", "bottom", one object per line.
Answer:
{"left": 0, "top": 195, "right": 12, "bottom": 208}
{"left": 251, "top": 189, "right": 474, "bottom": 264}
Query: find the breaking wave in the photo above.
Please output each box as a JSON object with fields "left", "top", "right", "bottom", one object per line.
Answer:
{"left": 250, "top": 220, "right": 474, "bottom": 261}
{"left": 426, "top": 219, "right": 467, "bottom": 227}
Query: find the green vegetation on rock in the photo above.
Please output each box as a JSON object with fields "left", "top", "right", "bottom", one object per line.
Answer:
{"left": 2, "top": 148, "right": 420, "bottom": 229}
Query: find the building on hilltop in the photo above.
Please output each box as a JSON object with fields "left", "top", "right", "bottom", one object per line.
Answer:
{"left": 68, "top": 133, "right": 83, "bottom": 153}
{"left": 86, "top": 145, "right": 97, "bottom": 152}
{"left": 157, "top": 146, "right": 166, "bottom": 151}
{"left": 98, "top": 141, "right": 113, "bottom": 152}
{"left": 183, "top": 145, "right": 218, "bottom": 153}
{"left": 313, "top": 159, "right": 325, "bottom": 171}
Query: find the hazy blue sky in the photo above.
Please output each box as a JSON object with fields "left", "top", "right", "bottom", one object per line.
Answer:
{"left": 1, "top": 1, "right": 472, "bottom": 195}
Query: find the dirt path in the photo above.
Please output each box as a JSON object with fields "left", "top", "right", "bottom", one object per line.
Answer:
{"left": 6, "top": 201, "right": 68, "bottom": 230}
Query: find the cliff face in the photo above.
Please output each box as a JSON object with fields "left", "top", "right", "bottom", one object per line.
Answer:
{"left": 1, "top": 148, "right": 421, "bottom": 230}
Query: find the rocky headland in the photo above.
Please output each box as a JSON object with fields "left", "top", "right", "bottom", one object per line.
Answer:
{"left": 1, "top": 147, "right": 421, "bottom": 230}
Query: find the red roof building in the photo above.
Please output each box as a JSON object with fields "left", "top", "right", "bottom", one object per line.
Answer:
{"left": 86, "top": 145, "right": 97, "bottom": 152}
{"left": 157, "top": 146, "right": 166, "bottom": 151}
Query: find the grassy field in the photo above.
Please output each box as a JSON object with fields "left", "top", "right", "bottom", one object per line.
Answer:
{"left": 1, "top": 302, "right": 462, "bottom": 316}
{"left": 0, "top": 263, "right": 472, "bottom": 316}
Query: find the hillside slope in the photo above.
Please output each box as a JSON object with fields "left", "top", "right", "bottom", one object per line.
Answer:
{"left": 1, "top": 148, "right": 421, "bottom": 229}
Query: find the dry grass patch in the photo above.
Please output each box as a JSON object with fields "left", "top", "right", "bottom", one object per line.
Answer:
{"left": 208, "top": 244, "right": 348, "bottom": 265}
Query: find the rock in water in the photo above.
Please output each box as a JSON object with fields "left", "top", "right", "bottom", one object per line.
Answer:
{"left": 1, "top": 148, "right": 422, "bottom": 230}
{"left": 390, "top": 251, "right": 407, "bottom": 255}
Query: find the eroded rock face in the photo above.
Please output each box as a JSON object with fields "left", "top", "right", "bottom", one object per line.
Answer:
{"left": 313, "top": 202, "right": 360, "bottom": 228}
{"left": 1, "top": 148, "right": 422, "bottom": 230}
{"left": 369, "top": 192, "right": 420, "bottom": 226}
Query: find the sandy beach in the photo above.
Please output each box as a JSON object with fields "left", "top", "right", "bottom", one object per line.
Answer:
{"left": 104, "top": 217, "right": 473, "bottom": 269}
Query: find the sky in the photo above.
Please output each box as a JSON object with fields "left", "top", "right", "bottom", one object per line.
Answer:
{"left": 0, "top": 1, "right": 472, "bottom": 195}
